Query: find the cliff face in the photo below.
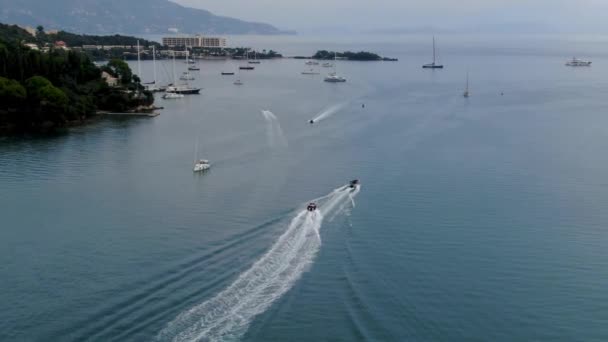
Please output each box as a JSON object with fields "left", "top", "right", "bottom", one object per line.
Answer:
{"left": 0, "top": 0, "right": 288, "bottom": 35}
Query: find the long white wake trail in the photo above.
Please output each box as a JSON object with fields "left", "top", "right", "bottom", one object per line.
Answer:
{"left": 157, "top": 185, "right": 360, "bottom": 342}
{"left": 261, "top": 110, "right": 288, "bottom": 148}
{"left": 310, "top": 103, "right": 347, "bottom": 123}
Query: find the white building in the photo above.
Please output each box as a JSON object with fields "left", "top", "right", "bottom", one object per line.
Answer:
{"left": 162, "top": 35, "right": 226, "bottom": 48}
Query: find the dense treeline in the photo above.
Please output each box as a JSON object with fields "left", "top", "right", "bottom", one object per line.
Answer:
{"left": 0, "top": 40, "right": 153, "bottom": 133}
{"left": 49, "top": 31, "right": 161, "bottom": 48}
{"left": 0, "top": 23, "right": 159, "bottom": 48}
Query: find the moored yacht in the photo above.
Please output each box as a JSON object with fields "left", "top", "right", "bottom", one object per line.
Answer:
{"left": 166, "top": 85, "right": 201, "bottom": 94}
{"left": 194, "top": 159, "right": 211, "bottom": 172}
{"left": 162, "top": 92, "right": 184, "bottom": 99}
{"left": 422, "top": 36, "right": 444, "bottom": 69}
{"left": 324, "top": 72, "right": 346, "bottom": 82}
{"left": 566, "top": 57, "right": 592, "bottom": 66}
{"left": 179, "top": 72, "right": 195, "bottom": 81}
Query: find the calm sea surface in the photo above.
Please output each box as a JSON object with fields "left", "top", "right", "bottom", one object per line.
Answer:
{"left": 2, "top": 34, "right": 608, "bottom": 341}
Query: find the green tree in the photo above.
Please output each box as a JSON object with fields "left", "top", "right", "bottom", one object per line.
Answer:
{"left": 0, "top": 76, "right": 26, "bottom": 108}
{"left": 104, "top": 59, "right": 133, "bottom": 85}
{"left": 36, "top": 26, "right": 44, "bottom": 35}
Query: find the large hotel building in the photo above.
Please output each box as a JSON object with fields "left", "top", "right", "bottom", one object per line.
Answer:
{"left": 162, "top": 35, "right": 227, "bottom": 48}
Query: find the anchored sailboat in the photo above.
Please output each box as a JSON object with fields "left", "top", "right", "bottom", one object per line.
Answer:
{"left": 324, "top": 52, "right": 346, "bottom": 82}
{"left": 193, "top": 137, "right": 211, "bottom": 172}
{"left": 423, "top": 36, "right": 444, "bottom": 69}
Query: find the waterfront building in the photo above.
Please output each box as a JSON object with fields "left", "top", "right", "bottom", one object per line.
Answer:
{"left": 162, "top": 35, "right": 227, "bottom": 48}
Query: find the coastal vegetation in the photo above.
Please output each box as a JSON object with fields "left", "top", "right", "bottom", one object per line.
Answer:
{"left": 0, "top": 31, "right": 153, "bottom": 134}
{"left": 298, "top": 50, "right": 398, "bottom": 61}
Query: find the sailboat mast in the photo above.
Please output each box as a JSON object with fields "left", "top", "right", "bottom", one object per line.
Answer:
{"left": 172, "top": 51, "right": 176, "bottom": 85}
{"left": 432, "top": 36, "right": 436, "bottom": 64}
{"left": 137, "top": 40, "right": 141, "bottom": 79}
{"left": 152, "top": 45, "right": 157, "bottom": 85}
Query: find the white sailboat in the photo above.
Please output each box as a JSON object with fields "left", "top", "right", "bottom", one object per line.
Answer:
{"left": 324, "top": 52, "right": 346, "bottom": 82}
{"left": 193, "top": 138, "right": 211, "bottom": 172}
{"left": 145, "top": 45, "right": 166, "bottom": 92}
{"left": 422, "top": 36, "right": 444, "bottom": 69}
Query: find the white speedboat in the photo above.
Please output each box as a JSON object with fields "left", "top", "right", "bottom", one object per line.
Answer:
{"left": 193, "top": 159, "right": 211, "bottom": 172}
{"left": 324, "top": 72, "right": 346, "bottom": 82}
{"left": 162, "top": 93, "right": 184, "bottom": 99}
{"left": 305, "top": 60, "right": 319, "bottom": 65}
{"left": 566, "top": 57, "right": 592, "bottom": 66}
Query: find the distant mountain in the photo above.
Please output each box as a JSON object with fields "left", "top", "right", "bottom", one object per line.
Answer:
{"left": 0, "top": 0, "right": 291, "bottom": 35}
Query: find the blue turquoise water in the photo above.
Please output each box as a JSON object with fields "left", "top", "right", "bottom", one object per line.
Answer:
{"left": 2, "top": 35, "right": 608, "bottom": 341}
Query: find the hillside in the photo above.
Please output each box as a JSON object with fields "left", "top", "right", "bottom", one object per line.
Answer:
{"left": 0, "top": 0, "right": 289, "bottom": 35}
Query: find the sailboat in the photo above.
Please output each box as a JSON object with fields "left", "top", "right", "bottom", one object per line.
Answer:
{"left": 165, "top": 50, "right": 201, "bottom": 95}
{"left": 233, "top": 67, "right": 243, "bottom": 85}
{"left": 193, "top": 138, "right": 211, "bottom": 172}
{"left": 324, "top": 52, "right": 346, "bottom": 82}
{"left": 240, "top": 49, "right": 255, "bottom": 70}
{"left": 463, "top": 71, "right": 470, "bottom": 98}
{"left": 422, "top": 36, "right": 444, "bottom": 69}
{"left": 145, "top": 45, "right": 166, "bottom": 92}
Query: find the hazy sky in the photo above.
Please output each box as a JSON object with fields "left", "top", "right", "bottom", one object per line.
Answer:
{"left": 172, "top": 0, "right": 607, "bottom": 33}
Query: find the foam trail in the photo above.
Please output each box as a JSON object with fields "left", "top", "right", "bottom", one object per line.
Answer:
{"left": 310, "top": 103, "right": 346, "bottom": 123}
{"left": 157, "top": 185, "right": 359, "bottom": 342}
{"left": 261, "top": 110, "right": 288, "bottom": 148}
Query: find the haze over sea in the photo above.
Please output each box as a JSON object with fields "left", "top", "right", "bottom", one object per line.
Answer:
{"left": 2, "top": 34, "right": 608, "bottom": 341}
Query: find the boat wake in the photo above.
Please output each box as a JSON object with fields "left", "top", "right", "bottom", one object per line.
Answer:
{"left": 157, "top": 184, "right": 360, "bottom": 342}
{"left": 309, "top": 103, "right": 347, "bottom": 123}
{"left": 261, "top": 110, "right": 288, "bottom": 148}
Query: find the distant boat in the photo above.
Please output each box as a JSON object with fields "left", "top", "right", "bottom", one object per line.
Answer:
{"left": 221, "top": 72, "right": 235, "bottom": 75}
{"left": 179, "top": 71, "right": 195, "bottom": 80}
{"left": 239, "top": 66, "right": 255, "bottom": 70}
{"left": 463, "top": 71, "right": 470, "bottom": 98}
{"left": 145, "top": 45, "right": 166, "bottom": 92}
{"left": 422, "top": 36, "right": 444, "bottom": 69}
{"left": 324, "top": 73, "right": 346, "bottom": 82}
{"left": 565, "top": 57, "right": 592, "bottom": 66}
{"left": 234, "top": 79, "right": 243, "bottom": 85}
{"left": 322, "top": 62, "right": 333, "bottom": 67}
{"left": 188, "top": 65, "right": 200, "bottom": 71}
{"left": 193, "top": 138, "right": 211, "bottom": 172}
{"left": 166, "top": 85, "right": 201, "bottom": 94}
{"left": 162, "top": 93, "right": 184, "bottom": 99}
{"left": 306, "top": 60, "right": 319, "bottom": 65}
